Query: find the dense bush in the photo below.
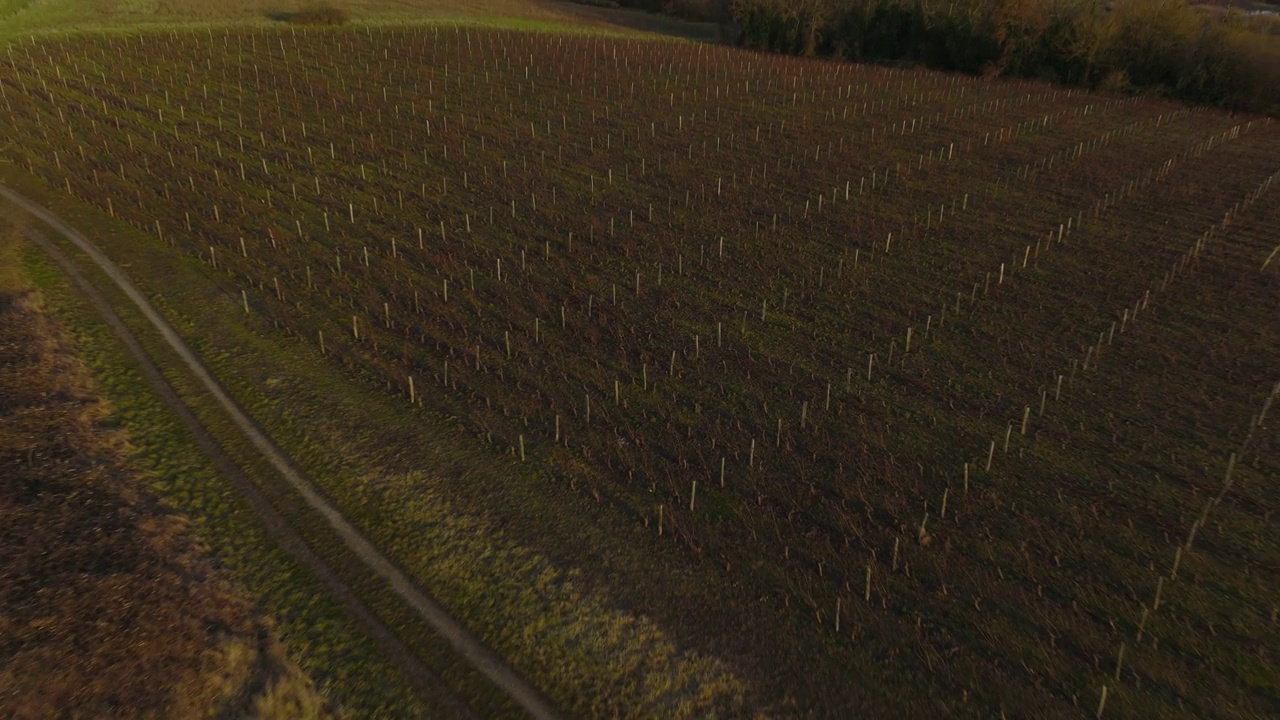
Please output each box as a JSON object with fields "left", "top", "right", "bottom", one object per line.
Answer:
{"left": 612, "top": 0, "right": 719, "bottom": 22}
{"left": 283, "top": 4, "right": 350, "bottom": 25}
{"left": 725, "top": 0, "right": 1280, "bottom": 114}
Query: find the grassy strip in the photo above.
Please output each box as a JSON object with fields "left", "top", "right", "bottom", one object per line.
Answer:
{"left": 0, "top": 216, "right": 338, "bottom": 720}
{"left": 139, "top": 264, "right": 750, "bottom": 717}
{"left": 12, "top": 217, "right": 466, "bottom": 717}
{"left": 0, "top": 0, "right": 708, "bottom": 43}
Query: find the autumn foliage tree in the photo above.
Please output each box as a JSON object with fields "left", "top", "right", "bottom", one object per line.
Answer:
{"left": 726, "top": 0, "right": 1280, "bottom": 113}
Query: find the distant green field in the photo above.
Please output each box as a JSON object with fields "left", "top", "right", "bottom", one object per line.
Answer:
{"left": 0, "top": 0, "right": 716, "bottom": 40}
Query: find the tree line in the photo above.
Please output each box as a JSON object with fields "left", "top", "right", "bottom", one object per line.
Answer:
{"left": 721, "top": 0, "right": 1280, "bottom": 114}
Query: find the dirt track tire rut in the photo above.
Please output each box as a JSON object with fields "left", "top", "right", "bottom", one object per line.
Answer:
{"left": 3, "top": 184, "right": 559, "bottom": 720}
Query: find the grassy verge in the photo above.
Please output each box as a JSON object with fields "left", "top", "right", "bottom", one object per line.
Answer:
{"left": 0, "top": 216, "right": 343, "bottom": 719}
{"left": 7, "top": 215, "right": 447, "bottom": 717}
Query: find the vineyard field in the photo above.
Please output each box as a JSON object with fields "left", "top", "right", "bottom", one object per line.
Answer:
{"left": 3, "top": 25, "right": 1279, "bottom": 718}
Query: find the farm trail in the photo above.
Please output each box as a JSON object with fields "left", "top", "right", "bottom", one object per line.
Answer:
{"left": 6, "top": 26, "right": 1278, "bottom": 715}
{"left": 1, "top": 183, "right": 558, "bottom": 720}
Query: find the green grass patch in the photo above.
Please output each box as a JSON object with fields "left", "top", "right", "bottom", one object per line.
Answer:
{"left": 0, "top": 0, "right": 711, "bottom": 42}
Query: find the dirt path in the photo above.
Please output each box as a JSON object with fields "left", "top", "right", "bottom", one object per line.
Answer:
{"left": 1, "top": 184, "right": 560, "bottom": 720}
